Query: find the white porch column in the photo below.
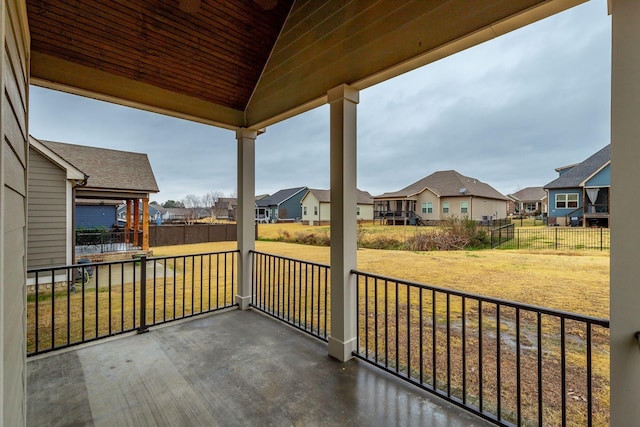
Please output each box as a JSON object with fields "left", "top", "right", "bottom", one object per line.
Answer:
{"left": 610, "top": 1, "right": 640, "bottom": 425}
{"left": 236, "top": 128, "right": 257, "bottom": 310}
{"left": 327, "top": 84, "right": 359, "bottom": 361}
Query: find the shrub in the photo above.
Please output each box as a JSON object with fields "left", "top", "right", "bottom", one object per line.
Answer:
{"left": 405, "top": 218, "right": 489, "bottom": 251}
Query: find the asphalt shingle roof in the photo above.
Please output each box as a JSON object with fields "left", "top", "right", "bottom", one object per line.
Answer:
{"left": 256, "top": 187, "right": 306, "bottom": 207}
{"left": 544, "top": 145, "right": 610, "bottom": 189}
{"left": 305, "top": 189, "right": 373, "bottom": 204}
{"left": 41, "top": 139, "right": 159, "bottom": 193}
{"left": 508, "top": 187, "right": 547, "bottom": 202}
{"left": 375, "top": 170, "right": 507, "bottom": 200}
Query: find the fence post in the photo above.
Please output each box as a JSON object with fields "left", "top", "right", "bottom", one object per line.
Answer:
{"left": 138, "top": 255, "right": 149, "bottom": 334}
{"left": 600, "top": 227, "right": 603, "bottom": 251}
{"left": 555, "top": 227, "right": 558, "bottom": 250}
{"left": 517, "top": 229, "right": 520, "bottom": 250}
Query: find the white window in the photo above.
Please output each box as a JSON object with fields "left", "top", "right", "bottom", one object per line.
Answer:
{"left": 314, "top": 206, "right": 318, "bottom": 216}
{"left": 357, "top": 206, "right": 361, "bottom": 215}
{"left": 555, "top": 193, "right": 579, "bottom": 209}
{"left": 421, "top": 202, "right": 427, "bottom": 214}
{"left": 442, "top": 202, "right": 449, "bottom": 214}
{"left": 303, "top": 206, "right": 307, "bottom": 215}
{"left": 461, "top": 201, "right": 468, "bottom": 214}
{"left": 427, "top": 202, "right": 433, "bottom": 213}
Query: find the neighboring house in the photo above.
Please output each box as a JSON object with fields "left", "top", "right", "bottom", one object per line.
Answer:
{"left": 27, "top": 137, "right": 87, "bottom": 268}
{"left": 300, "top": 189, "right": 374, "bottom": 225}
{"left": 213, "top": 197, "right": 237, "bottom": 220}
{"left": 117, "top": 203, "right": 164, "bottom": 225}
{"left": 373, "top": 170, "right": 508, "bottom": 224}
{"left": 27, "top": 136, "right": 160, "bottom": 267}
{"left": 255, "top": 187, "right": 307, "bottom": 223}
{"left": 39, "top": 139, "right": 160, "bottom": 225}
{"left": 506, "top": 187, "right": 548, "bottom": 216}
{"left": 162, "top": 207, "right": 209, "bottom": 223}
{"left": 544, "top": 145, "right": 610, "bottom": 227}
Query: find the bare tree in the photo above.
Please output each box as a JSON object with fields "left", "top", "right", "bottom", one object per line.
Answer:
{"left": 181, "top": 194, "right": 201, "bottom": 225}
{"left": 202, "top": 191, "right": 224, "bottom": 218}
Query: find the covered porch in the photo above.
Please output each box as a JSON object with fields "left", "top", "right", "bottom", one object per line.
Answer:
{"left": 27, "top": 309, "right": 486, "bottom": 427}
{"left": 2, "top": 1, "right": 640, "bottom": 426}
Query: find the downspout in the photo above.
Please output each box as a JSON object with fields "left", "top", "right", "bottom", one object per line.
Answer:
{"left": 72, "top": 175, "right": 89, "bottom": 263}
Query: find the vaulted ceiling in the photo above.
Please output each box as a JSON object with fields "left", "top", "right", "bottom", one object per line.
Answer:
{"left": 27, "top": 0, "right": 586, "bottom": 130}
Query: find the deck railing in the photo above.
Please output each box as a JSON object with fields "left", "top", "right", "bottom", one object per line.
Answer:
{"left": 75, "top": 230, "right": 143, "bottom": 254}
{"left": 250, "top": 250, "right": 330, "bottom": 341}
{"left": 352, "top": 269, "right": 610, "bottom": 427}
{"left": 26, "top": 250, "right": 238, "bottom": 356}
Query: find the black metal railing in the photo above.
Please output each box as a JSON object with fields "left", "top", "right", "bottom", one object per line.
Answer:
{"left": 75, "top": 230, "right": 143, "bottom": 254}
{"left": 352, "top": 270, "right": 609, "bottom": 427}
{"left": 26, "top": 250, "right": 239, "bottom": 356}
{"left": 250, "top": 251, "right": 330, "bottom": 341}
{"left": 491, "top": 227, "right": 610, "bottom": 251}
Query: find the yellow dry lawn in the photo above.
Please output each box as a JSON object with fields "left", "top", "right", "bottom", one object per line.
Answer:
{"left": 158, "top": 239, "right": 609, "bottom": 318}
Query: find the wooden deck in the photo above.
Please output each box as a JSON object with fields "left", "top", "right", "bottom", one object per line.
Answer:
{"left": 27, "top": 309, "right": 491, "bottom": 427}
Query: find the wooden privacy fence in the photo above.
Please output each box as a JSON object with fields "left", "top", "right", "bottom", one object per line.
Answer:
{"left": 149, "top": 224, "right": 248, "bottom": 246}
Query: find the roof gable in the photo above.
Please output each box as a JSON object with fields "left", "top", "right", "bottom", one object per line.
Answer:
{"left": 303, "top": 189, "right": 373, "bottom": 205}
{"left": 544, "top": 145, "right": 610, "bottom": 190}
{"left": 40, "top": 139, "right": 159, "bottom": 194}
{"left": 29, "top": 136, "right": 86, "bottom": 181}
{"left": 508, "top": 187, "right": 546, "bottom": 202}
{"left": 375, "top": 170, "right": 507, "bottom": 200}
{"left": 257, "top": 187, "right": 307, "bottom": 207}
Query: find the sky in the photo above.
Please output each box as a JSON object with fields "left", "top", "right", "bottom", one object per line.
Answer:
{"left": 28, "top": 0, "right": 611, "bottom": 204}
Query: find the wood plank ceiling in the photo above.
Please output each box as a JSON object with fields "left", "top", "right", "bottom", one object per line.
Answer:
{"left": 26, "top": 0, "right": 586, "bottom": 130}
{"left": 27, "top": 0, "right": 293, "bottom": 111}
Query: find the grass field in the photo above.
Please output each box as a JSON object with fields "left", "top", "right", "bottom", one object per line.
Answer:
{"left": 155, "top": 239, "right": 608, "bottom": 318}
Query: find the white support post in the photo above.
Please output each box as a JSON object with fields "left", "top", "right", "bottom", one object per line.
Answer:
{"left": 327, "top": 84, "right": 359, "bottom": 362}
{"left": 236, "top": 128, "right": 257, "bottom": 310}
{"left": 610, "top": 1, "right": 640, "bottom": 425}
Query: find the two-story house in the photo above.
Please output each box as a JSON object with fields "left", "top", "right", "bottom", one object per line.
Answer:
{"left": 544, "top": 145, "right": 610, "bottom": 227}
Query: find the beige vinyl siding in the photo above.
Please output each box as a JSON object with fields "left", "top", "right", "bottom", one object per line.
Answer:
{"left": 1, "top": 0, "right": 29, "bottom": 424}
{"left": 416, "top": 191, "right": 439, "bottom": 220}
{"left": 357, "top": 204, "right": 374, "bottom": 221}
{"left": 27, "top": 149, "right": 68, "bottom": 268}
{"left": 301, "top": 192, "right": 318, "bottom": 224}
{"left": 470, "top": 197, "right": 508, "bottom": 220}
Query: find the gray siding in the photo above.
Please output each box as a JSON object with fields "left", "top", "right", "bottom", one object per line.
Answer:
{"left": 2, "top": 1, "right": 29, "bottom": 424}
{"left": 279, "top": 194, "right": 304, "bottom": 220}
{"left": 27, "top": 148, "right": 68, "bottom": 268}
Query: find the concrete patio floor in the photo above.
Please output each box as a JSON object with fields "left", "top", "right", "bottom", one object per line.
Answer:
{"left": 27, "top": 309, "right": 492, "bottom": 427}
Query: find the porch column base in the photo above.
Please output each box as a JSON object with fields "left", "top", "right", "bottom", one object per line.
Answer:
{"left": 236, "top": 294, "right": 252, "bottom": 310}
{"left": 328, "top": 336, "right": 357, "bottom": 362}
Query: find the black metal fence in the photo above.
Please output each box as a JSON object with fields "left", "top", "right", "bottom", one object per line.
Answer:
{"left": 490, "top": 223, "right": 515, "bottom": 248}
{"left": 491, "top": 227, "right": 610, "bottom": 251}
{"left": 26, "top": 250, "right": 239, "bottom": 356}
{"left": 250, "top": 251, "right": 330, "bottom": 341}
{"left": 352, "top": 270, "right": 610, "bottom": 427}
